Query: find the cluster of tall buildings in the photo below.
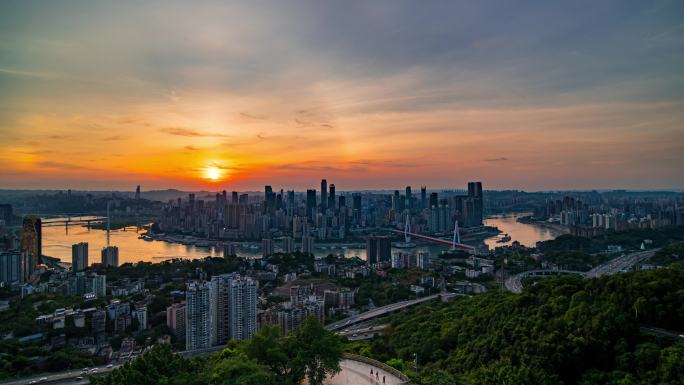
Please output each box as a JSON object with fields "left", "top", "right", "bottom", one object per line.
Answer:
{"left": 426, "top": 182, "right": 484, "bottom": 233}
{"left": 158, "top": 180, "right": 363, "bottom": 243}
{"left": 72, "top": 242, "right": 119, "bottom": 271}
{"left": 533, "top": 194, "right": 684, "bottom": 237}
{"left": 0, "top": 215, "right": 41, "bottom": 286}
{"left": 157, "top": 180, "right": 485, "bottom": 256}
{"left": 0, "top": 214, "right": 120, "bottom": 288}
{"left": 180, "top": 274, "right": 257, "bottom": 350}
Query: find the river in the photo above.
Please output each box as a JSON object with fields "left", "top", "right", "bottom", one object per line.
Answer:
{"left": 41, "top": 213, "right": 562, "bottom": 264}
{"left": 483, "top": 213, "right": 564, "bottom": 248}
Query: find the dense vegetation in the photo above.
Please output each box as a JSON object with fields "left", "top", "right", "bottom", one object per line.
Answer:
{"left": 651, "top": 241, "right": 684, "bottom": 266}
{"left": 352, "top": 265, "right": 684, "bottom": 385}
{"left": 522, "top": 226, "right": 684, "bottom": 271}
{"left": 93, "top": 317, "right": 343, "bottom": 385}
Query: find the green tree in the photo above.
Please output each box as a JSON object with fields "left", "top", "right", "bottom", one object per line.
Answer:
{"left": 293, "top": 316, "right": 343, "bottom": 385}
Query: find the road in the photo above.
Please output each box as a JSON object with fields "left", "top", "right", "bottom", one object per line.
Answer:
{"left": 3, "top": 351, "right": 409, "bottom": 385}
{"left": 326, "top": 293, "right": 458, "bottom": 331}
{"left": 1, "top": 345, "right": 226, "bottom": 385}
{"left": 506, "top": 248, "right": 659, "bottom": 294}
{"left": 337, "top": 325, "right": 389, "bottom": 341}
{"left": 640, "top": 326, "right": 684, "bottom": 340}
{"left": 5, "top": 292, "right": 436, "bottom": 385}
{"left": 505, "top": 269, "right": 583, "bottom": 294}
{"left": 584, "top": 249, "right": 659, "bottom": 278}
{"left": 1, "top": 364, "right": 117, "bottom": 385}
{"left": 323, "top": 359, "right": 406, "bottom": 385}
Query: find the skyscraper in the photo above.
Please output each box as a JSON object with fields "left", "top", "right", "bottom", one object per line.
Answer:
{"left": 72, "top": 242, "right": 88, "bottom": 271}
{"left": 135, "top": 185, "right": 141, "bottom": 200}
{"left": 0, "top": 251, "right": 23, "bottom": 284}
{"left": 262, "top": 238, "right": 274, "bottom": 257}
{"left": 328, "top": 184, "right": 336, "bottom": 211}
{"left": 20, "top": 216, "right": 41, "bottom": 277}
{"left": 306, "top": 189, "right": 317, "bottom": 221}
{"left": 366, "top": 235, "right": 392, "bottom": 264}
{"left": 186, "top": 281, "right": 213, "bottom": 350}
{"left": 466, "top": 181, "right": 484, "bottom": 226}
{"left": 467, "top": 181, "right": 483, "bottom": 198}
{"left": 420, "top": 186, "right": 427, "bottom": 209}
{"left": 352, "top": 193, "right": 362, "bottom": 225}
{"left": 392, "top": 190, "right": 400, "bottom": 211}
{"left": 405, "top": 186, "right": 412, "bottom": 210}
{"left": 101, "top": 246, "right": 119, "bottom": 267}
{"left": 429, "top": 192, "right": 438, "bottom": 208}
{"left": 227, "top": 275, "right": 257, "bottom": 340}
{"left": 211, "top": 274, "right": 257, "bottom": 344}
{"left": 320, "top": 179, "right": 327, "bottom": 213}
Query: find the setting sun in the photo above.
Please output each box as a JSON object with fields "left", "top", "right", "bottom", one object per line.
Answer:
{"left": 206, "top": 166, "right": 220, "bottom": 181}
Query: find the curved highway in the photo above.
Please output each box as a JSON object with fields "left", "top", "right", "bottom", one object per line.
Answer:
{"left": 505, "top": 248, "right": 659, "bottom": 293}
{"left": 326, "top": 293, "right": 459, "bottom": 331}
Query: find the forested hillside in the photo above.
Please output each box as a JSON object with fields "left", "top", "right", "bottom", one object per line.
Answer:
{"left": 353, "top": 265, "right": 684, "bottom": 385}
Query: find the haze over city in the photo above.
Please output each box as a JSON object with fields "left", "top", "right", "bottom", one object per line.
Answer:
{"left": 1, "top": 1, "right": 683, "bottom": 191}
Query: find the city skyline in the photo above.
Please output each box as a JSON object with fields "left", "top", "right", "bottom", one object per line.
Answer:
{"left": 1, "top": 1, "right": 683, "bottom": 191}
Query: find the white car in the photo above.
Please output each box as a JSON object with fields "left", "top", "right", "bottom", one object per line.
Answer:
{"left": 107, "top": 364, "right": 113, "bottom": 368}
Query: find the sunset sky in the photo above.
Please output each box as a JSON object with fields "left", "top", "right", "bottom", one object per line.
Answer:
{"left": 1, "top": 1, "right": 683, "bottom": 191}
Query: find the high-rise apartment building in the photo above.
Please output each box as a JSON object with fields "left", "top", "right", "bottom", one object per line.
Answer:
{"left": 167, "top": 302, "right": 186, "bottom": 341}
{"left": 20, "top": 216, "right": 41, "bottom": 277}
{"left": 101, "top": 246, "right": 119, "bottom": 267}
{"left": 301, "top": 236, "right": 315, "bottom": 254}
{"left": 0, "top": 251, "right": 23, "bottom": 285}
{"left": 223, "top": 243, "right": 237, "bottom": 258}
{"left": 72, "top": 242, "right": 88, "bottom": 271}
{"left": 366, "top": 235, "right": 392, "bottom": 264}
{"left": 282, "top": 236, "right": 295, "bottom": 254}
{"left": 91, "top": 274, "right": 107, "bottom": 297}
{"left": 186, "top": 281, "right": 213, "bottom": 350}
{"left": 211, "top": 274, "right": 257, "bottom": 344}
{"left": 262, "top": 238, "right": 274, "bottom": 257}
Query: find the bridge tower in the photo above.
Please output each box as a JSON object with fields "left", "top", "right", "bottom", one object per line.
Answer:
{"left": 452, "top": 220, "right": 460, "bottom": 249}
{"left": 404, "top": 212, "right": 411, "bottom": 243}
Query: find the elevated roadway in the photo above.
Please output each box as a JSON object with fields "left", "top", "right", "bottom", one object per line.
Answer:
{"left": 506, "top": 248, "right": 660, "bottom": 294}
{"left": 326, "top": 293, "right": 459, "bottom": 331}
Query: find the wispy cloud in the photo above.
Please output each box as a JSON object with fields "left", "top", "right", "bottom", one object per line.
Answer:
{"left": 35, "top": 161, "right": 91, "bottom": 170}
{"left": 0, "top": 67, "right": 62, "bottom": 79}
{"left": 484, "top": 157, "right": 510, "bottom": 162}
{"left": 159, "top": 127, "right": 228, "bottom": 137}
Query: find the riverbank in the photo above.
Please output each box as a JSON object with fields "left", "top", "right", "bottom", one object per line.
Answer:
{"left": 516, "top": 215, "right": 570, "bottom": 234}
